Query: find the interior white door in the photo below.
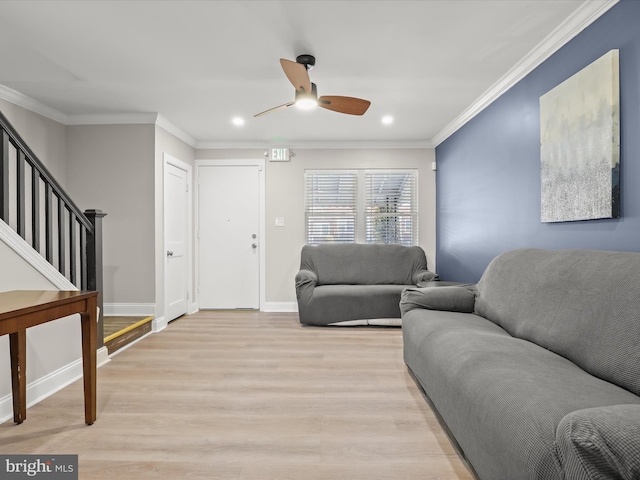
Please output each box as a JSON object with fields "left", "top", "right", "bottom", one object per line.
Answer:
{"left": 198, "top": 165, "right": 260, "bottom": 309}
{"left": 165, "top": 162, "right": 189, "bottom": 321}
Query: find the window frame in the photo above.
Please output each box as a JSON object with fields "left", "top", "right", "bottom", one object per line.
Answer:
{"left": 304, "top": 168, "right": 418, "bottom": 245}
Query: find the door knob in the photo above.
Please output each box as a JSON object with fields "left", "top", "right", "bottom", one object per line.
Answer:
{"left": 167, "top": 250, "right": 174, "bottom": 257}
{"left": 252, "top": 243, "right": 257, "bottom": 249}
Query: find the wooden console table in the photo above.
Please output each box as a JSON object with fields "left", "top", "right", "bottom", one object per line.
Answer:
{"left": 0, "top": 290, "right": 99, "bottom": 425}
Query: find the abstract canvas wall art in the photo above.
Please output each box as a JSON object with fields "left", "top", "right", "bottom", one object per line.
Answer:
{"left": 540, "top": 49, "right": 620, "bottom": 223}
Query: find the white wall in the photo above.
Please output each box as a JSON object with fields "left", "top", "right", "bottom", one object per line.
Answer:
{"left": 196, "top": 148, "right": 436, "bottom": 307}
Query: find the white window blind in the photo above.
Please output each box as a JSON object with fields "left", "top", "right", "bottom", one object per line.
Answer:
{"left": 305, "top": 169, "right": 418, "bottom": 246}
{"left": 365, "top": 171, "right": 418, "bottom": 245}
{"left": 304, "top": 171, "right": 357, "bottom": 244}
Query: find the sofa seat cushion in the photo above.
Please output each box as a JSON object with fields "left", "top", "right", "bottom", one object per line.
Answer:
{"left": 301, "top": 284, "right": 411, "bottom": 326}
{"left": 402, "top": 310, "right": 640, "bottom": 480}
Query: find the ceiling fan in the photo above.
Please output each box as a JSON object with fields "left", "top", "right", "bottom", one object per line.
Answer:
{"left": 254, "top": 54, "right": 371, "bottom": 117}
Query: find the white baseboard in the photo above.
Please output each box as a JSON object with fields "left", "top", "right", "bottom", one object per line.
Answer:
{"left": 97, "top": 346, "right": 110, "bottom": 367}
{"left": 152, "top": 316, "right": 167, "bottom": 333}
{"left": 0, "top": 346, "right": 109, "bottom": 424}
{"left": 104, "top": 303, "right": 155, "bottom": 316}
{"left": 263, "top": 302, "right": 298, "bottom": 313}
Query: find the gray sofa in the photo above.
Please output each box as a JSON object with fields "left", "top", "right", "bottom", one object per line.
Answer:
{"left": 295, "top": 243, "right": 437, "bottom": 326}
{"left": 401, "top": 248, "right": 640, "bottom": 480}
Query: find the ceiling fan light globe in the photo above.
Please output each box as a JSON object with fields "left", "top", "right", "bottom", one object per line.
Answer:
{"left": 296, "top": 98, "right": 318, "bottom": 110}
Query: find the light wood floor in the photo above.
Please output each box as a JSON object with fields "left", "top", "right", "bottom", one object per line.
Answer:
{"left": 0, "top": 311, "right": 473, "bottom": 480}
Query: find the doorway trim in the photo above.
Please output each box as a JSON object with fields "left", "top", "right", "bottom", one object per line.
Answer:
{"left": 195, "top": 159, "right": 266, "bottom": 311}
{"left": 160, "top": 152, "right": 194, "bottom": 333}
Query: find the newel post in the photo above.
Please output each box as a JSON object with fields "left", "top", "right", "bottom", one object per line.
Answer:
{"left": 0, "top": 130, "right": 9, "bottom": 222}
{"left": 85, "top": 209, "right": 107, "bottom": 348}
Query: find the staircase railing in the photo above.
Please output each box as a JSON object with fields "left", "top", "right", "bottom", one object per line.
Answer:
{"left": 0, "top": 110, "right": 106, "bottom": 347}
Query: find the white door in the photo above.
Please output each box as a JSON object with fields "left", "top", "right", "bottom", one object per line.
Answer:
{"left": 198, "top": 164, "right": 261, "bottom": 309}
{"left": 164, "top": 161, "right": 189, "bottom": 321}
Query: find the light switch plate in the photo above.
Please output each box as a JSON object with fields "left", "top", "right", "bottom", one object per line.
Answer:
{"left": 275, "top": 217, "right": 285, "bottom": 227}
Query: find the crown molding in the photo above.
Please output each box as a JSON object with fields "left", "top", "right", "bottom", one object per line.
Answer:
{"left": 156, "top": 114, "right": 197, "bottom": 148}
{"left": 66, "top": 112, "right": 159, "bottom": 126}
{"left": 0, "top": 86, "right": 198, "bottom": 147}
{"left": 195, "top": 140, "right": 435, "bottom": 150}
{"left": 68, "top": 113, "right": 198, "bottom": 148}
{"left": 430, "top": 0, "right": 619, "bottom": 147}
{"left": 0, "top": 84, "right": 70, "bottom": 124}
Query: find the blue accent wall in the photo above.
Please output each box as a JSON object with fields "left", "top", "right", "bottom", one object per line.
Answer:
{"left": 435, "top": 0, "right": 640, "bottom": 282}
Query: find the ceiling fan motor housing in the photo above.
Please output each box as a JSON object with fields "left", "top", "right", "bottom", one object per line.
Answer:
{"left": 295, "top": 82, "right": 318, "bottom": 101}
{"left": 296, "top": 54, "right": 316, "bottom": 70}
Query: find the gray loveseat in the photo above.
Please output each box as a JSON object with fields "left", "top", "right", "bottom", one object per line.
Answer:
{"left": 295, "top": 243, "right": 437, "bottom": 326}
{"left": 401, "top": 248, "right": 640, "bottom": 480}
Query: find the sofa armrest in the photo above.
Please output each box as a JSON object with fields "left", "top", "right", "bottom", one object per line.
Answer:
{"left": 412, "top": 269, "right": 440, "bottom": 284}
{"left": 400, "top": 284, "right": 477, "bottom": 316}
{"left": 295, "top": 268, "right": 317, "bottom": 298}
{"left": 556, "top": 405, "right": 640, "bottom": 480}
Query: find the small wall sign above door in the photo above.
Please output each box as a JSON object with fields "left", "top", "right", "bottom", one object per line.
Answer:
{"left": 268, "top": 147, "right": 291, "bottom": 162}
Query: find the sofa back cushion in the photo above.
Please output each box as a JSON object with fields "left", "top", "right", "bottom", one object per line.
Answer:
{"left": 300, "top": 244, "right": 427, "bottom": 285}
{"left": 475, "top": 248, "right": 640, "bottom": 396}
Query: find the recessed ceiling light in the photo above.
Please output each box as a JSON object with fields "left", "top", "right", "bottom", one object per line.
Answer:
{"left": 232, "top": 117, "right": 245, "bottom": 126}
{"left": 382, "top": 115, "right": 394, "bottom": 125}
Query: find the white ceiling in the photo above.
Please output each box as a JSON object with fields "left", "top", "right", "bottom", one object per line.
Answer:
{"left": 0, "top": 0, "right": 616, "bottom": 148}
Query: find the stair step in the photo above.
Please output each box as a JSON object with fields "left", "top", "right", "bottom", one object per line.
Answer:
{"left": 104, "top": 316, "right": 153, "bottom": 355}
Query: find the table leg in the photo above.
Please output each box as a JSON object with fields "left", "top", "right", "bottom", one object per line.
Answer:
{"left": 9, "top": 329, "right": 27, "bottom": 424}
{"left": 80, "top": 300, "right": 97, "bottom": 425}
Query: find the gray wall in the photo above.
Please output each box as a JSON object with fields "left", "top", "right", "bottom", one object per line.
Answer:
{"left": 196, "top": 148, "right": 436, "bottom": 306}
{"left": 0, "top": 98, "right": 67, "bottom": 187}
{"left": 66, "top": 124, "right": 156, "bottom": 305}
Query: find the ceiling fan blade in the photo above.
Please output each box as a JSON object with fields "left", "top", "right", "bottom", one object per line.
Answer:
{"left": 280, "top": 58, "right": 312, "bottom": 93}
{"left": 318, "top": 96, "right": 371, "bottom": 115}
{"left": 254, "top": 101, "right": 295, "bottom": 117}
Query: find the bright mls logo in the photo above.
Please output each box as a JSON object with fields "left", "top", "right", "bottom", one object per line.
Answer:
{"left": 1, "top": 455, "right": 78, "bottom": 479}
